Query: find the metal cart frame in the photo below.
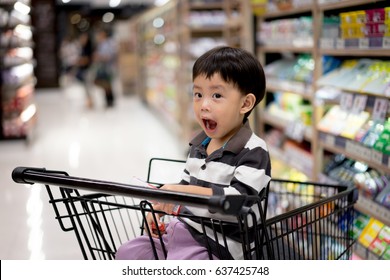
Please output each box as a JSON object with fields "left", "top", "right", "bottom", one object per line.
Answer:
{"left": 12, "top": 158, "right": 358, "bottom": 260}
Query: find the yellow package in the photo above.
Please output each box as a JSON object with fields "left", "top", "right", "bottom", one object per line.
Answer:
{"left": 385, "top": 7, "right": 390, "bottom": 21}
{"left": 358, "top": 218, "right": 385, "bottom": 248}
{"left": 355, "top": 10, "right": 367, "bottom": 24}
{"left": 340, "top": 11, "right": 355, "bottom": 24}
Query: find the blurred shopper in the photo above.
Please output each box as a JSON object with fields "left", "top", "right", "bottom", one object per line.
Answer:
{"left": 75, "top": 32, "right": 94, "bottom": 108}
{"left": 59, "top": 35, "right": 80, "bottom": 82}
{"left": 93, "top": 28, "right": 117, "bottom": 108}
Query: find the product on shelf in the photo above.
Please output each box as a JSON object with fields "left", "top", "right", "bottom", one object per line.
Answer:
{"left": 372, "top": 118, "right": 390, "bottom": 155}
{"left": 266, "top": 92, "right": 312, "bottom": 125}
{"left": 369, "top": 225, "right": 390, "bottom": 257}
{"left": 352, "top": 211, "right": 371, "bottom": 240}
{"left": 318, "top": 59, "right": 390, "bottom": 96}
{"left": 358, "top": 218, "right": 384, "bottom": 248}
{"left": 257, "top": 16, "right": 313, "bottom": 47}
{"left": 317, "top": 105, "right": 370, "bottom": 139}
{"left": 264, "top": 0, "right": 314, "bottom": 14}
{"left": 375, "top": 183, "right": 390, "bottom": 209}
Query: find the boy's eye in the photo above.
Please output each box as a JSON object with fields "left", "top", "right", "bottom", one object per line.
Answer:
{"left": 212, "top": 93, "right": 222, "bottom": 99}
{"left": 193, "top": 92, "right": 202, "bottom": 98}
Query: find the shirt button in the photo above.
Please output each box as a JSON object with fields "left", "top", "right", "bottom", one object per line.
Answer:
{"left": 201, "top": 164, "right": 206, "bottom": 170}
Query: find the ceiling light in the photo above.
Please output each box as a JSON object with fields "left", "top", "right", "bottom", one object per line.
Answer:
{"left": 109, "top": 0, "right": 121, "bottom": 8}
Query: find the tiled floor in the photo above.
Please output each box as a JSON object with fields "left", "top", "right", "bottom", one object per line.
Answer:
{"left": 0, "top": 81, "right": 186, "bottom": 259}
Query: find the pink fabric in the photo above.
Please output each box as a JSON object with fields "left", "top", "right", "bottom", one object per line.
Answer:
{"left": 115, "top": 218, "right": 217, "bottom": 260}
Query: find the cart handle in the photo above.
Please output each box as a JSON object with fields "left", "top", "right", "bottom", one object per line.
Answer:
{"left": 12, "top": 167, "right": 256, "bottom": 216}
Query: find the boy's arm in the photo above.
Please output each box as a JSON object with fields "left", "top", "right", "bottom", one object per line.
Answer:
{"left": 160, "top": 184, "right": 213, "bottom": 196}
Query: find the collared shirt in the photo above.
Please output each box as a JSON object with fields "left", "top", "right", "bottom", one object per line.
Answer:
{"left": 179, "top": 121, "right": 272, "bottom": 259}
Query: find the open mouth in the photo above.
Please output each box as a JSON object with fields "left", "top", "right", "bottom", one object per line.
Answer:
{"left": 203, "top": 119, "right": 217, "bottom": 131}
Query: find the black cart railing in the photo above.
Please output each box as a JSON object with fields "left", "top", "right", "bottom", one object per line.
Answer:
{"left": 12, "top": 161, "right": 358, "bottom": 260}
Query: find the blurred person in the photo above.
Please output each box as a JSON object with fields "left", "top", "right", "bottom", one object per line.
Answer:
{"left": 75, "top": 32, "right": 94, "bottom": 108}
{"left": 93, "top": 28, "right": 117, "bottom": 108}
{"left": 59, "top": 35, "right": 80, "bottom": 80}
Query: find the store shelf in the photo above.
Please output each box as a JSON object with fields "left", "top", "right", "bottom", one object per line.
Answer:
{"left": 259, "top": 45, "right": 314, "bottom": 53}
{"left": 319, "top": 132, "right": 390, "bottom": 174}
{"left": 262, "top": 4, "right": 313, "bottom": 19}
{"left": 355, "top": 194, "right": 390, "bottom": 226}
{"left": 0, "top": 0, "right": 37, "bottom": 140}
{"left": 353, "top": 242, "right": 384, "bottom": 260}
{"left": 267, "top": 77, "right": 313, "bottom": 100}
{"left": 268, "top": 145, "right": 313, "bottom": 178}
{"left": 319, "top": 0, "right": 388, "bottom": 12}
{"left": 320, "top": 37, "right": 390, "bottom": 55}
{"left": 262, "top": 111, "right": 313, "bottom": 142}
{"left": 256, "top": 1, "right": 390, "bottom": 260}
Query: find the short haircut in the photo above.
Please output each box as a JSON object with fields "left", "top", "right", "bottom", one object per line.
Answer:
{"left": 192, "top": 46, "right": 266, "bottom": 121}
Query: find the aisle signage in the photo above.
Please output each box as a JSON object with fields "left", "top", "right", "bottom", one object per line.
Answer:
{"left": 340, "top": 93, "right": 354, "bottom": 111}
{"left": 371, "top": 150, "right": 383, "bottom": 166}
{"left": 321, "top": 132, "right": 389, "bottom": 172}
{"left": 372, "top": 98, "right": 388, "bottom": 122}
{"left": 336, "top": 39, "right": 345, "bottom": 49}
{"left": 351, "top": 95, "right": 367, "bottom": 114}
{"left": 383, "top": 37, "right": 390, "bottom": 49}
{"left": 359, "top": 38, "right": 370, "bottom": 49}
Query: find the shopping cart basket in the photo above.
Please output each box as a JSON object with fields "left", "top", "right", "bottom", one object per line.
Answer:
{"left": 12, "top": 158, "right": 358, "bottom": 260}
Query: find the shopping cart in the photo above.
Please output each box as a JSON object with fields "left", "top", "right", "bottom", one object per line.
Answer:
{"left": 12, "top": 158, "right": 358, "bottom": 260}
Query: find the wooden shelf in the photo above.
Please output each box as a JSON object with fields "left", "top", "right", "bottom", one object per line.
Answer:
{"left": 319, "top": 0, "right": 388, "bottom": 12}
{"left": 320, "top": 48, "right": 390, "bottom": 57}
{"left": 262, "top": 5, "right": 313, "bottom": 19}
{"left": 259, "top": 45, "right": 314, "bottom": 53}
{"left": 319, "top": 133, "right": 390, "bottom": 175}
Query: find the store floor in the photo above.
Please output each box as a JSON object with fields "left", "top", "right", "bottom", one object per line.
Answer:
{"left": 0, "top": 81, "right": 187, "bottom": 259}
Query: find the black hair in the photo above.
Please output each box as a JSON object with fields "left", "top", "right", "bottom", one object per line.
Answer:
{"left": 192, "top": 46, "right": 266, "bottom": 121}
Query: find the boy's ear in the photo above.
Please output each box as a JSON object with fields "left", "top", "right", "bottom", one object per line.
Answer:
{"left": 240, "top": 93, "right": 256, "bottom": 114}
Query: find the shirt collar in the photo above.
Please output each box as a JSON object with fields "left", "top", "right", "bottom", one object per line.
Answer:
{"left": 189, "top": 121, "right": 253, "bottom": 154}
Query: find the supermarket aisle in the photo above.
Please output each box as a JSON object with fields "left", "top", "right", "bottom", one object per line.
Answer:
{"left": 0, "top": 82, "right": 187, "bottom": 259}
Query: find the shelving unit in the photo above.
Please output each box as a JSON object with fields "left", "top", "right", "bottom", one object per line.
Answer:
{"left": 133, "top": 0, "right": 253, "bottom": 143}
{"left": 255, "top": 0, "right": 390, "bottom": 260}
{"left": 0, "top": 0, "right": 37, "bottom": 141}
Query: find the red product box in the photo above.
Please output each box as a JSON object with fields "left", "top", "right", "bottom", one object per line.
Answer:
{"left": 365, "top": 8, "right": 385, "bottom": 23}
{"left": 364, "top": 22, "right": 386, "bottom": 37}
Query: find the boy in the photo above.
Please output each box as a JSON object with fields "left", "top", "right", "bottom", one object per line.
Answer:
{"left": 116, "top": 46, "right": 271, "bottom": 260}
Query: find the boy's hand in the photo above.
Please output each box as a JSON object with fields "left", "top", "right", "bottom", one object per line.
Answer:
{"left": 145, "top": 212, "right": 165, "bottom": 238}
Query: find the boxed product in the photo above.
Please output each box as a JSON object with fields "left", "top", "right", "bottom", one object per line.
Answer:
{"left": 382, "top": 245, "right": 390, "bottom": 259}
{"left": 368, "top": 226, "right": 390, "bottom": 256}
{"left": 375, "top": 183, "right": 390, "bottom": 209}
{"left": 358, "top": 218, "right": 384, "bottom": 248}
{"left": 365, "top": 8, "right": 385, "bottom": 23}
{"left": 352, "top": 211, "right": 371, "bottom": 239}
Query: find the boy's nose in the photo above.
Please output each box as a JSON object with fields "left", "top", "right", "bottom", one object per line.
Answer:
{"left": 200, "top": 98, "right": 210, "bottom": 111}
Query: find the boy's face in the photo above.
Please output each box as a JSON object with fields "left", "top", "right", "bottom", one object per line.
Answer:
{"left": 193, "top": 73, "right": 254, "bottom": 145}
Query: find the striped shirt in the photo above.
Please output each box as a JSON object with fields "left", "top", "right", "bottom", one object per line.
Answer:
{"left": 179, "top": 121, "right": 271, "bottom": 259}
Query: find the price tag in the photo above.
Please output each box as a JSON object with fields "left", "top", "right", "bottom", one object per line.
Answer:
{"left": 320, "top": 38, "right": 334, "bottom": 49}
{"left": 325, "top": 134, "right": 335, "bottom": 147}
{"left": 345, "top": 140, "right": 354, "bottom": 154}
{"left": 360, "top": 145, "right": 372, "bottom": 162}
{"left": 383, "top": 37, "right": 390, "bottom": 49}
{"left": 346, "top": 140, "right": 364, "bottom": 158}
{"left": 285, "top": 120, "right": 305, "bottom": 142}
{"left": 351, "top": 95, "right": 367, "bottom": 114}
{"left": 359, "top": 38, "right": 370, "bottom": 49}
{"left": 371, "top": 150, "right": 383, "bottom": 165}
{"left": 385, "top": 84, "right": 390, "bottom": 97}
{"left": 340, "top": 93, "right": 354, "bottom": 111}
{"left": 336, "top": 39, "right": 345, "bottom": 49}
{"left": 372, "top": 98, "right": 389, "bottom": 122}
